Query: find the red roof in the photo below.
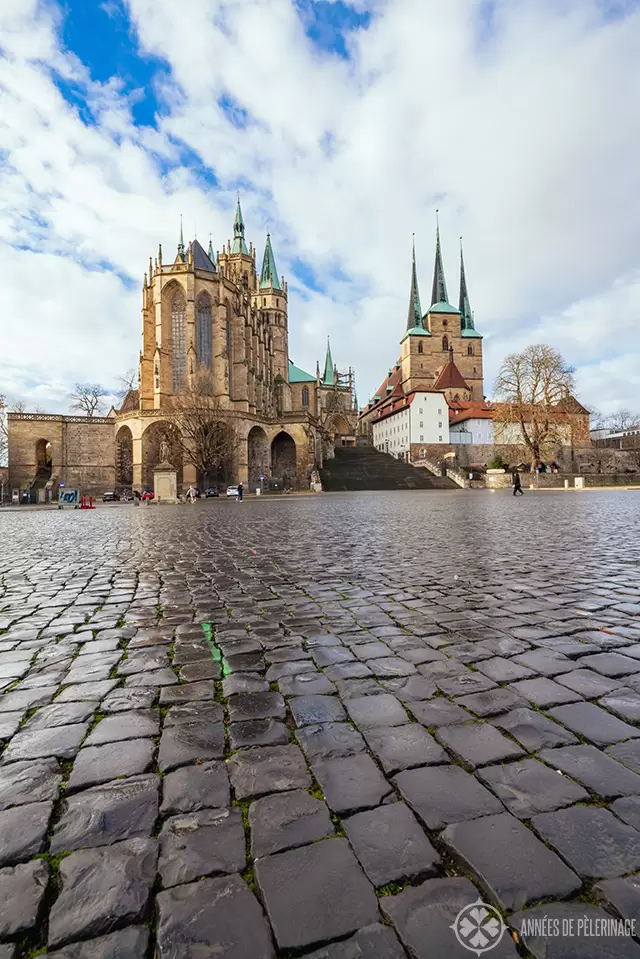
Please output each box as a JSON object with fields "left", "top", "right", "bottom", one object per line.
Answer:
{"left": 433, "top": 356, "right": 470, "bottom": 392}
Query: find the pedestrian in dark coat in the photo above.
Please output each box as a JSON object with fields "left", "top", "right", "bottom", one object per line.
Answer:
{"left": 513, "top": 471, "right": 524, "bottom": 496}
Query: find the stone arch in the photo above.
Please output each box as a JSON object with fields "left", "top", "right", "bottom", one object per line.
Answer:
{"left": 115, "top": 425, "right": 133, "bottom": 488}
{"left": 271, "top": 431, "right": 296, "bottom": 488}
{"left": 35, "top": 438, "right": 52, "bottom": 479}
{"left": 248, "top": 426, "right": 269, "bottom": 489}
{"left": 326, "top": 414, "right": 352, "bottom": 447}
{"left": 141, "top": 420, "right": 183, "bottom": 489}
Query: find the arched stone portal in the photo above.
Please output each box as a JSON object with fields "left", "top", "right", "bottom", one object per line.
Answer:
{"left": 115, "top": 426, "right": 133, "bottom": 488}
{"left": 35, "top": 439, "right": 52, "bottom": 473}
{"left": 327, "top": 414, "right": 351, "bottom": 441}
{"left": 141, "top": 421, "right": 183, "bottom": 489}
{"left": 271, "top": 431, "right": 296, "bottom": 488}
{"left": 248, "top": 426, "right": 269, "bottom": 489}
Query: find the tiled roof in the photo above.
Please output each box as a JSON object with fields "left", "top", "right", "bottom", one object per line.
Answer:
{"left": 433, "top": 356, "right": 470, "bottom": 391}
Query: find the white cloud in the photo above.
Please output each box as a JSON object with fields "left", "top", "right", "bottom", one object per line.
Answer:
{"left": 0, "top": 0, "right": 640, "bottom": 414}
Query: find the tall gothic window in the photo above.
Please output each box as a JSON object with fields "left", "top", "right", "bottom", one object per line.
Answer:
{"left": 226, "top": 318, "right": 233, "bottom": 394}
{"left": 467, "top": 344, "right": 473, "bottom": 356}
{"left": 418, "top": 341, "right": 423, "bottom": 354}
{"left": 302, "top": 386, "right": 309, "bottom": 408}
{"left": 171, "top": 289, "right": 187, "bottom": 391}
{"left": 442, "top": 335, "right": 449, "bottom": 352}
{"left": 196, "top": 293, "right": 213, "bottom": 371}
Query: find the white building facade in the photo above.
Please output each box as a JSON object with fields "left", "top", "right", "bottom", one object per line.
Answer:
{"left": 372, "top": 391, "right": 449, "bottom": 458}
{"left": 450, "top": 414, "right": 494, "bottom": 445}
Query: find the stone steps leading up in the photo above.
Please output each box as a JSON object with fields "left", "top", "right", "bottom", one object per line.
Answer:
{"left": 320, "top": 446, "right": 458, "bottom": 491}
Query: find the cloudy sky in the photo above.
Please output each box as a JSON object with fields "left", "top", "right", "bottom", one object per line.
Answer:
{"left": 1, "top": 0, "right": 640, "bottom": 415}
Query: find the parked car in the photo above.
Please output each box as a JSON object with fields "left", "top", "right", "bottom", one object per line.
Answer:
{"left": 204, "top": 487, "right": 220, "bottom": 498}
{"left": 122, "top": 489, "right": 135, "bottom": 502}
{"left": 141, "top": 489, "right": 155, "bottom": 500}
{"left": 226, "top": 485, "right": 239, "bottom": 497}
{"left": 102, "top": 491, "right": 120, "bottom": 502}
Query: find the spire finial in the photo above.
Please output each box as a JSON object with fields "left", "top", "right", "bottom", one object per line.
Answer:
{"left": 177, "top": 215, "right": 185, "bottom": 260}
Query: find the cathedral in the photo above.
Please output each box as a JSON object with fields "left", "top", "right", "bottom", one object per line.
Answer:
{"left": 7, "top": 201, "right": 359, "bottom": 498}
{"left": 360, "top": 222, "right": 484, "bottom": 427}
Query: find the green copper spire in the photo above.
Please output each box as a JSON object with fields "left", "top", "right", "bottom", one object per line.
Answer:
{"left": 406, "top": 235, "right": 423, "bottom": 331}
{"left": 177, "top": 214, "right": 185, "bottom": 261}
{"left": 430, "top": 211, "right": 449, "bottom": 307}
{"left": 208, "top": 234, "right": 215, "bottom": 263}
{"left": 459, "top": 237, "right": 475, "bottom": 331}
{"left": 232, "top": 196, "right": 249, "bottom": 255}
{"left": 259, "top": 233, "right": 282, "bottom": 290}
{"left": 323, "top": 337, "right": 335, "bottom": 385}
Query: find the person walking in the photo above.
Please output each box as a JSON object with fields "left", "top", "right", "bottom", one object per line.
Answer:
{"left": 133, "top": 490, "right": 141, "bottom": 507}
{"left": 512, "top": 470, "right": 524, "bottom": 496}
{"left": 187, "top": 486, "right": 196, "bottom": 504}
{"left": 237, "top": 482, "right": 243, "bottom": 502}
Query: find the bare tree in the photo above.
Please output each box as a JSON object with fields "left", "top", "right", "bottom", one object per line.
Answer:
{"left": 70, "top": 383, "right": 109, "bottom": 417}
{"left": 0, "top": 395, "right": 26, "bottom": 467}
{"left": 493, "top": 344, "right": 576, "bottom": 470}
{"left": 118, "top": 369, "right": 138, "bottom": 398}
{"left": 605, "top": 408, "right": 640, "bottom": 432}
{"left": 169, "top": 368, "right": 238, "bottom": 485}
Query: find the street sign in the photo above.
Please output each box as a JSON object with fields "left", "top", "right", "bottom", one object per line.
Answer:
{"left": 259, "top": 473, "right": 265, "bottom": 480}
{"left": 60, "top": 489, "right": 79, "bottom": 505}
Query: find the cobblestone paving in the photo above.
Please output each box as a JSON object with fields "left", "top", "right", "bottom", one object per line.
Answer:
{"left": 1, "top": 490, "right": 640, "bottom": 958}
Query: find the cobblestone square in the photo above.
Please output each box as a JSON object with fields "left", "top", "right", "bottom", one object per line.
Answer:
{"left": 2, "top": 489, "right": 640, "bottom": 957}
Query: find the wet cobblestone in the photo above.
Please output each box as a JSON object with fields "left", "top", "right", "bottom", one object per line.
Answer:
{"left": 1, "top": 490, "right": 640, "bottom": 956}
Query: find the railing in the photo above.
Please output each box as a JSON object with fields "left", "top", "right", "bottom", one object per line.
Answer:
{"left": 8, "top": 413, "right": 114, "bottom": 424}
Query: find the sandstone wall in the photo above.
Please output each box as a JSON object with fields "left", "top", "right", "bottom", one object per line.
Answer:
{"left": 8, "top": 414, "right": 115, "bottom": 495}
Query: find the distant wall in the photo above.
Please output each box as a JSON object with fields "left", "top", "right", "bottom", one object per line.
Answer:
{"left": 411, "top": 442, "right": 640, "bottom": 474}
{"left": 485, "top": 472, "right": 640, "bottom": 489}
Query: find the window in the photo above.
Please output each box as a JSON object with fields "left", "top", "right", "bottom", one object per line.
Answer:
{"left": 418, "top": 341, "right": 423, "bottom": 354}
{"left": 439, "top": 436, "right": 443, "bottom": 442}
{"left": 439, "top": 422, "right": 442, "bottom": 428}
{"left": 171, "top": 288, "right": 187, "bottom": 390}
{"left": 263, "top": 297, "right": 266, "bottom": 306}
{"left": 419, "top": 408, "right": 423, "bottom": 414}
{"left": 442, "top": 335, "right": 449, "bottom": 351}
{"left": 438, "top": 408, "right": 443, "bottom": 414}
{"left": 468, "top": 345, "right": 473, "bottom": 355}
{"left": 196, "top": 293, "right": 212, "bottom": 371}
{"left": 302, "top": 386, "right": 309, "bottom": 408}
{"left": 420, "top": 434, "right": 424, "bottom": 441}
{"left": 442, "top": 319, "right": 448, "bottom": 328}
{"left": 420, "top": 421, "right": 423, "bottom": 428}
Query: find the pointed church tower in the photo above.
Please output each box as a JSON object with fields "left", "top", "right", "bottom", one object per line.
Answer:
{"left": 406, "top": 236, "right": 423, "bottom": 331}
{"left": 232, "top": 197, "right": 249, "bottom": 255}
{"left": 323, "top": 337, "right": 335, "bottom": 385}
{"left": 260, "top": 234, "right": 282, "bottom": 290}
{"left": 458, "top": 238, "right": 475, "bottom": 333}
{"left": 252, "top": 232, "right": 288, "bottom": 383}
{"left": 430, "top": 214, "right": 449, "bottom": 308}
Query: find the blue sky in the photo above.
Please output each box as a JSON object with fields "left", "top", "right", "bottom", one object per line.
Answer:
{"left": 1, "top": 0, "right": 640, "bottom": 414}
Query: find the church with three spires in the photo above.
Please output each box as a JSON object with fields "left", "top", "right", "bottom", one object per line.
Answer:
{"left": 360, "top": 222, "right": 484, "bottom": 433}
{"left": 7, "top": 198, "right": 358, "bottom": 498}
{"left": 116, "top": 198, "right": 358, "bottom": 491}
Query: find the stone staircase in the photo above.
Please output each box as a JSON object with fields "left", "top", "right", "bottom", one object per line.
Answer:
{"left": 319, "top": 446, "right": 458, "bottom": 491}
